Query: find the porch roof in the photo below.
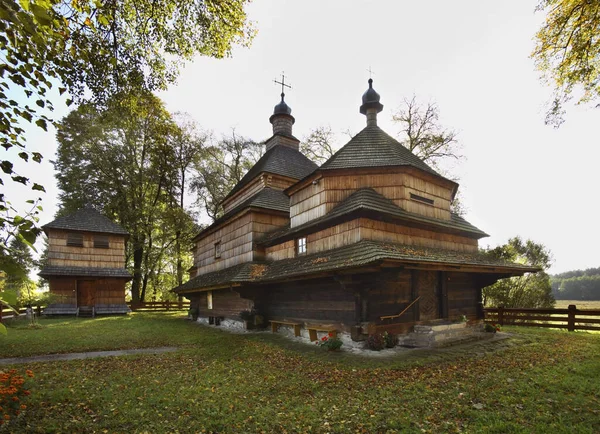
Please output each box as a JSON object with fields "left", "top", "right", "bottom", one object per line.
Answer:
{"left": 173, "top": 239, "right": 538, "bottom": 294}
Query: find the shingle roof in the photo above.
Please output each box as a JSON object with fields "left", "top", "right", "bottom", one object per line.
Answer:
{"left": 223, "top": 146, "right": 318, "bottom": 202}
{"left": 260, "top": 188, "right": 488, "bottom": 246}
{"left": 173, "top": 240, "right": 537, "bottom": 293}
{"left": 42, "top": 208, "right": 129, "bottom": 235}
{"left": 39, "top": 266, "right": 132, "bottom": 279}
{"left": 320, "top": 124, "right": 445, "bottom": 178}
{"left": 193, "top": 188, "right": 290, "bottom": 241}
{"left": 172, "top": 262, "right": 261, "bottom": 293}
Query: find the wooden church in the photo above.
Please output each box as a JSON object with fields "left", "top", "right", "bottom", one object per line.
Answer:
{"left": 174, "top": 79, "right": 537, "bottom": 341}
{"left": 39, "top": 207, "right": 132, "bottom": 317}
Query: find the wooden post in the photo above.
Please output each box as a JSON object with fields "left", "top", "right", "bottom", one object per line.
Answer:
{"left": 0, "top": 305, "right": 3, "bottom": 323}
{"left": 36, "top": 305, "right": 41, "bottom": 317}
{"left": 568, "top": 304, "right": 576, "bottom": 332}
{"left": 166, "top": 300, "right": 170, "bottom": 311}
{"left": 498, "top": 306, "right": 504, "bottom": 326}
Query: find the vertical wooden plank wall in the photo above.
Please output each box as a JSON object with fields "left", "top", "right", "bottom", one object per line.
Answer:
{"left": 48, "top": 278, "right": 77, "bottom": 305}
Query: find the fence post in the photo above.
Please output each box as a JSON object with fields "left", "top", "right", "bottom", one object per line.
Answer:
{"left": 498, "top": 306, "right": 504, "bottom": 326}
{"left": 166, "top": 300, "right": 170, "bottom": 311}
{"left": 0, "top": 306, "right": 3, "bottom": 323}
{"left": 568, "top": 304, "right": 576, "bottom": 332}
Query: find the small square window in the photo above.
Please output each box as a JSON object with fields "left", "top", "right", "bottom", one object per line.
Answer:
{"left": 214, "top": 242, "right": 221, "bottom": 259}
{"left": 296, "top": 237, "right": 307, "bottom": 256}
{"left": 207, "top": 291, "right": 213, "bottom": 310}
{"left": 94, "top": 235, "right": 109, "bottom": 249}
{"left": 66, "top": 233, "right": 84, "bottom": 247}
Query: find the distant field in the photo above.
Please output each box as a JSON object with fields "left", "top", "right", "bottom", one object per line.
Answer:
{"left": 555, "top": 300, "right": 600, "bottom": 309}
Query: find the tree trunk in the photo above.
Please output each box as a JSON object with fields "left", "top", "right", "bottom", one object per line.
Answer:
{"left": 131, "top": 241, "right": 144, "bottom": 304}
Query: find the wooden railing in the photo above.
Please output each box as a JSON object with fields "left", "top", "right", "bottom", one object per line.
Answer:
{"left": 484, "top": 305, "right": 600, "bottom": 332}
{"left": 127, "top": 301, "right": 190, "bottom": 312}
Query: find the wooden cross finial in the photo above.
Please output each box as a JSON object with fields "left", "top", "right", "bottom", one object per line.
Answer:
{"left": 274, "top": 71, "right": 292, "bottom": 97}
{"left": 366, "top": 66, "right": 375, "bottom": 79}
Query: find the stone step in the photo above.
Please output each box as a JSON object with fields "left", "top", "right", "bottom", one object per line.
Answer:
{"left": 403, "top": 322, "right": 485, "bottom": 348}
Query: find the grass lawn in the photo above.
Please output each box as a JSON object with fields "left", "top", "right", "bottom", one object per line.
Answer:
{"left": 1, "top": 313, "right": 599, "bottom": 433}
{"left": 555, "top": 300, "right": 600, "bottom": 309}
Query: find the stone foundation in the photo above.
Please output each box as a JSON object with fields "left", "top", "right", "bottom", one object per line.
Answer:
{"left": 402, "top": 322, "right": 487, "bottom": 348}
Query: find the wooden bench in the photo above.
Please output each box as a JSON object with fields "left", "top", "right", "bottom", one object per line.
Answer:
{"left": 270, "top": 320, "right": 302, "bottom": 337}
{"left": 306, "top": 325, "right": 338, "bottom": 342}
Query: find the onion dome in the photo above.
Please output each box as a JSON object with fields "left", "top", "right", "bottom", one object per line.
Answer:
{"left": 359, "top": 78, "right": 384, "bottom": 115}
{"left": 273, "top": 92, "right": 292, "bottom": 116}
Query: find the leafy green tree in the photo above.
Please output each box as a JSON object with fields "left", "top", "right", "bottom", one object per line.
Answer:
{"left": 54, "top": 92, "right": 197, "bottom": 302}
{"left": 2, "top": 236, "right": 34, "bottom": 296}
{"left": 0, "top": 0, "right": 254, "bottom": 255}
{"left": 532, "top": 0, "right": 600, "bottom": 125}
{"left": 483, "top": 237, "right": 555, "bottom": 308}
{"left": 192, "top": 130, "right": 262, "bottom": 221}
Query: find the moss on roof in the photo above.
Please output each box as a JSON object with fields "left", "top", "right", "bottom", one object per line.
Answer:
{"left": 174, "top": 240, "right": 537, "bottom": 293}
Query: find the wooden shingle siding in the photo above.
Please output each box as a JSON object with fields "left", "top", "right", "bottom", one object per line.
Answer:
{"left": 266, "top": 217, "right": 477, "bottom": 260}
{"left": 289, "top": 172, "right": 453, "bottom": 228}
{"left": 194, "top": 212, "right": 289, "bottom": 276}
{"left": 47, "top": 230, "right": 126, "bottom": 268}
{"left": 358, "top": 218, "right": 478, "bottom": 252}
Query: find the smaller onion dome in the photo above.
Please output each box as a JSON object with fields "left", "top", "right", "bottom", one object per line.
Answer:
{"left": 359, "top": 78, "right": 384, "bottom": 115}
{"left": 273, "top": 93, "right": 292, "bottom": 116}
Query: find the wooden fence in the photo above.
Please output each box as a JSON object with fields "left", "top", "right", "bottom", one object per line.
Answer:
{"left": 127, "top": 301, "right": 190, "bottom": 312}
{"left": 485, "top": 305, "right": 600, "bottom": 332}
{"left": 0, "top": 305, "right": 44, "bottom": 321}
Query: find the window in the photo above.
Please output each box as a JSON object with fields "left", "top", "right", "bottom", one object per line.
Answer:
{"left": 207, "top": 291, "right": 213, "bottom": 310}
{"left": 410, "top": 193, "right": 435, "bottom": 206}
{"left": 94, "top": 235, "right": 109, "bottom": 249}
{"left": 66, "top": 233, "right": 84, "bottom": 247}
{"left": 296, "top": 237, "right": 307, "bottom": 256}
{"left": 214, "top": 241, "right": 221, "bottom": 259}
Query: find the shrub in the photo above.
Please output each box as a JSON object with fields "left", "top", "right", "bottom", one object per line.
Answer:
{"left": 0, "top": 369, "right": 33, "bottom": 426}
{"left": 383, "top": 331, "right": 398, "bottom": 348}
{"left": 366, "top": 333, "right": 386, "bottom": 351}
{"left": 484, "top": 323, "right": 500, "bottom": 333}
{"left": 187, "top": 307, "right": 199, "bottom": 321}
{"left": 317, "top": 332, "right": 343, "bottom": 351}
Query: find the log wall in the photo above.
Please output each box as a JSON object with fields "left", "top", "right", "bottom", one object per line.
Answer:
{"left": 194, "top": 211, "right": 289, "bottom": 276}
{"left": 259, "top": 277, "right": 356, "bottom": 325}
{"left": 192, "top": 289, "right": 253, "bottom": 319}
{"left": 446, "top": 272, "right": 480, "bottom": 320}
{"left": 47, "top": 230, "right": 126, "bottom": 268}
{"left": 290, "top": 172, "right": 453, "bottom": 228}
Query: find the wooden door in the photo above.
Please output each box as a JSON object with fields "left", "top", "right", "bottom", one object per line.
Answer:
{"left": 418, "top": 271, "right": 439, "bottom": 321}
{"left": 77, "top": 280, "right": 95, "bottom": 307}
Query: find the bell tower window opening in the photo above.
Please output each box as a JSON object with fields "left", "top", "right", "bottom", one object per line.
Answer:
{"left": 214, "top": 242, "right": 221, "bottom": 259}
{"left": 410, "top": 193, "right": 435, "bottom": 206}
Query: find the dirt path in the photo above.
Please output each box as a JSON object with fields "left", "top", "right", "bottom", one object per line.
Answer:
{"left": 0, "top": 347, "right": 178, "bottom": 366}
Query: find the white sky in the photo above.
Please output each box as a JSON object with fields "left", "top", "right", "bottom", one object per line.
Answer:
{"left": 6, "top": 0, "right": 599, "bottom": 274}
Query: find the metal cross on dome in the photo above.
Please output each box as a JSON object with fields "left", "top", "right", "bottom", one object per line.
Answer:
{"left": 274, "top": 72, "right": 292, "bottom": 97}
{"left": 366, "top": 66, "right": 375, "bottom": 79}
